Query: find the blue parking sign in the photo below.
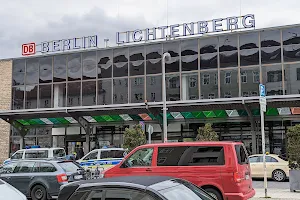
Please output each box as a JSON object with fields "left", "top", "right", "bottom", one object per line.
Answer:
{"left": 259, "top": 84, "right": 265, "bottom": 97}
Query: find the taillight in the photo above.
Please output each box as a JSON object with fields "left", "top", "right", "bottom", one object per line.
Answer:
{"left": 57, "top": 174, "right": 68, "bottom": 183}
{"left": 234, "top": 172, "right": 244, "bottom": 183}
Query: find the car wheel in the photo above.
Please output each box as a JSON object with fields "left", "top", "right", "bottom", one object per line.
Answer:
{"left": 31, "top": 185, "right": 47, "bottom": 200}
{"left": 204, "top": 188, "right": 223, "bottom": 200}
{"left": 272, "top": 169, "right": 286, "bottom": 182}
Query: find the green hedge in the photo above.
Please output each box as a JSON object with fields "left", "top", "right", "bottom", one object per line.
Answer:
{"left": 287, "top": 124, "right": 300, "bottom": 169}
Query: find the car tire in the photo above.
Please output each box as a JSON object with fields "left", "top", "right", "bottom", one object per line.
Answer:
{"left": 204, "top": 188, "right": 223, "bottom": 200}
{"left": 272, "top": 169, "right": 286, "bottom": 182}
{"left": 31, "top": 185, "right": 47, "bottom": 200}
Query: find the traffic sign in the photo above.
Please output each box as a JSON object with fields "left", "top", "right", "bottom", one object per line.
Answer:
{"left": 147, "top": 125, "right": 154, "bottom": 135}
{"left": 259, "top": 84, "right": 266, "bottom": 97}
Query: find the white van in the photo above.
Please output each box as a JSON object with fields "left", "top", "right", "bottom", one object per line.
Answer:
{"left": 3, "top": 147, "right": 66, "bottom": 165}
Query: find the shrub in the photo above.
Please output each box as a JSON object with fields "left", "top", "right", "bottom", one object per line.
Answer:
{"left": 196, "top": 123, "right": 219, "bottom": 141}
{"left": 123, "top": 124, "right": 147, "bottom": 152}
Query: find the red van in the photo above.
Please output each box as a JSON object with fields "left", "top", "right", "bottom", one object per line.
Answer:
{"left": 103, "top": 142, "right": 255, "bottom": 200}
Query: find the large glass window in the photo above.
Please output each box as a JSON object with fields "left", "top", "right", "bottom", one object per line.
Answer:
{"left": 283, "top": 44, "right": 300, "bottom": 62}
{"left": 240, "top": 49, "right": 259, "bottom": 66}
{"left": 146, "top": 75, "right": 162, "bottom": 102}
{"left": 67, "top": 82, "right": 81, "bottom": 107}
{"left": 182, "top": 73, "right": 199, "bottom": 100}
{"left": 39, "top": 57, "right": 52, "bottom": 83}
{"left": 166, "top": 74, "right": 180, "bottom": 101}
{"left": 219, "top": 35, "right": 238, "bottom": 52}
{"left": 240, "top": 67, "right": 260, "bottom": 97}
{"left": 200, "top": 70, "right": 218, "bottom": 99}
{"left": 200, "top": 53, "right": 218, "bottom": 70}
{"left": 12, "top": 86, "right": 25, "bottom": 109}
{"left": 146, "top": 44, "right": 162, "bottom": 74}
{"left": 53, "top": 55, "right": 67, "bottom": 82}
{"left": 26, "top": 59, "right": 39, "bottom": 85}
{"left": 261, "top": 30, "right": 281, "bottom": 47}
{"left": 97, "top": 50, "right": 112, "bottom": 78}
{"left": 82, "top": 51, "right": 97, "bottom": 80}
{"left": 163, "top": 42, "right": 180, "bottom": 73}
{"left": 130, "top": 77, "right": 144, "bottom": 103}
{"left": 220, "top": 51, "right": 238, "bottom": 68}
{"left": 262, "top": 65, "right": 283, "bottom": 96}
{"left": 98, "top": 79, "right": 112, "bottom": 105}
{"left": 220, "top": 69, "right": 239, "bottom": 98}
{"left": 239, "top": 32, "right": 259, "bottom": 49}
{"left": 129, "top": 46, "right": 145, "bottom": 76}
{"left": 181, "top": 39, "right": 198, "bottom": 72}
{"left": 113, "top": 48, "right": 128, "bottom": 77}
{"left": 39, "top": 84, "right": 52, "bottom": 108}
{"left": 200, "top": 37, "right": 218, "bottom": 54}
{"left": 284, "top": 63, "right": 300, "bottom": 95}
{"left": 68, "top": 53, "right": 81, "bottom": 81}
{"left": 282, "top": 27, "right": 300, "bottom": 45}
{"left": 261, "top": 46, "right": 281, "bottom": 64}
{"left": 12, "top": 60, "right": 25, "bottom": 86}
{"left": 25, "top": 85, "right": 38, "bottom": 109}
{"left": 53, "top": 83, "right": 66, "bottom": 107}
{"left": 82, "top": 81, "right": 96, "bottom": 106}
{"left": 113, "top": 78, "right": 128, "bottom": 104}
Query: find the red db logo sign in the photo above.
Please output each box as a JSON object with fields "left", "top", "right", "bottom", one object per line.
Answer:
{"left": 22, "top": 43, "right": 36, "bottom": 56}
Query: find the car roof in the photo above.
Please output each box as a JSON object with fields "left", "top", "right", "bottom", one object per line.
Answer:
{"left": 92, "top": 148, "right": 125, "bottom": 151}
{"left": 11, "top": 159, "right": 70, "bottom": 163}
{"left": 17, "top": 148, "right": 64, "bottom": 151}
{"left": 140, "top": 141, "right": 242, "bottom": 148}
{"left": 249, "top": 154, "right": 278, "bottom": 157}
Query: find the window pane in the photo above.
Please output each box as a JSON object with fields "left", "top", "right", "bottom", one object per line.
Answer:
{"left": 200, "top": 70, "right": 218, "bottom": 99}
{"left": 114, "top": 48, "right": 128, "bottom": 63}
{"left": 53, "top": 83, "right": 66, "bottom": 107}
{"left": 146, "top": 75, "right": 162, "bottom": 102}
{"left": 25, "top": 85, "right": 38, "bottom": 109}
{"left": 163, "top": 41, "right": 180, "bottom": 57}
{"left": 165, "top": 57, "right": 179, "bottom": 73}
{"left": 26, "top": 59, "right": 39, "bottom": 84}
{"left": 262, "top": 65, "right": 283, "bottom": 95}
{"left": 166, "top": 74, "right": 180, "bottom": 101}
{"left": 126, "top": 148, "right": 153, "bottom": 167}
{"left": 39, "top": 84, "right": 52, "bottom": 108}
{"left": 182, "top": 55, "right": 198, "bottom": 71}
{"left": 53, "top": 55, "right": 67, "bottom": 82}
{"left": 130, "top": 77, "right": 144, "bottom": 103}
{"left": 200, "top": 53, "right": 218, "bottom": 70}
{"left": 239, "top": 32, "right": 259, "bottom": 49}
{"left": 130, "top": 61, "right": 144, "bottom": 76}
{"left": 182, "top": 73, "right": 199, "bottom": 100}
{"left": 219, "top": 51, "right": 238, "bottom": 68}
{"left": 240, "top": 49, "right": 259, "bottom": 66}
{"left": 101, "top": 150, "right": 125, "bottom": 159}
{"left": 285, "top": 63, "right": 300, "bottom": 95}
{"left": 129, "top": 46, "right": 145, "bottom": 61}
{"left": 240, "top": 67, "right": 260, "bottom": 97}
{"left": 283, "top": 44, "right": 300, "bottom": 62}
{"left": 39, "top": 57, "right": 52, "bottom": 83}
{"left": 25, "top": 150, "right": 48, "bottom": 158}
{"left": 39, "top": 163, "right": 56, "bottom": 172}
{"left": 219, "top": 35, "right": 238, "bottom": 52}
{"left": 146, "top": 44, "right": 162, "bottom": 59}
{"left": 12, "top": 60, "right": 25, "bottom": 86}
{"left": 97, "top": 50, "right": 112, "bottom": 78}
{"left": 261, "top": 30, "right": 281, "bottom": 47}
{"left": 114, "top": 62, "right": 128, "bottom": 77}
{"left": 98, "top": 79, "right": 112, "bottom": 105}
{"left": 181, "top": 39, "right": 198, "bottom": 56}
{"left": 15, "top": 162, "right": 35, "bottom": 173}
{"left": 68, "top": 53, "right": 81, "bottom": 81}
{"left": 82, "top": 81, "right": 96, "bottom": 106}
{"left": 82, "top": 51, "right": 96, "bottom": 80}
{"left": 146, "top": 59, "right": 162, "bottom": 74}
{"left": 220, "top": 69, "right": 239, "bottom": 98}
{"left": 67, "top": 82, "right": 81, "bottom": 107}
{"left": 282, "top": 27, "right": 300, "bottom": 45}
{"left": 113, "top": 78, "right": 128, "bottom": 104}
{"left": 12, "top": 86, "right": 25, "bottom": 109}
{"left": 200, "top": 37, "right": 218, "bottom": 54}
{"left": 261, "top": 46, "right": 281, "bottom": 64}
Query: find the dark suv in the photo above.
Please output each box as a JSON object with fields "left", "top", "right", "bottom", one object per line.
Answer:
{"left": 0, "top": 159, "right": 86, "bottom": 200}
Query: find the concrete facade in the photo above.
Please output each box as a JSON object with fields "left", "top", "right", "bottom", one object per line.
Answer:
{"left": 0, "top": 59, "right": 12, "bottom": 162}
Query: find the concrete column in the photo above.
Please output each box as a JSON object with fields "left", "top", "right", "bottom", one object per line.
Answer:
{"left": 52, "top": 136, "right": 58, "bottom": 148}
{"left": 53, "top": 84, "right": 64, "bottom": 107}
{"left": 182, "top": 75, "right": 189, "bottom": 100}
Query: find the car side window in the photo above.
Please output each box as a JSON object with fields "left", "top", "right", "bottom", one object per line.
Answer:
{"left": 25, "top": 150, "right": 48, "bottom": 159}
{"left": 125, "top": 148, "right": 153, "bottom": 167}
{"left": 14, "top": 162, "right": 36, "bottom": 173}
{"left": 84, "top": 151, "right": 98, "bottom": 160}
{"left": 104, "top": 188, "right": 157, "bottom": 200}
{"left": 11, "top": 151, "right": 23, "bottom": 159}
{"left": 0, "top": 163, "right": 17, "bottom": 174}
{"left": 266, "top": 156, "right": 278, "bottom": 163}
{"left": 39, "top": 162, "right": 57, "bottom": 172}
{"left": 249, "top": 156, "right": 259, "bottom": 163}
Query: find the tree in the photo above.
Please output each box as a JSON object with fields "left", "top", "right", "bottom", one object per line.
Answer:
{"left": 123, "top": 124, "right": 147, "bottom": 152}
{"left": 196, "top": 123, "right": 219, "bottom": 141}
{"left": 287, "top": 124, "right": 300, "bottom": 169}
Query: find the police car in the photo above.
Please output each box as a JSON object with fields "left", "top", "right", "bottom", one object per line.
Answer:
{"left": 77, "top": 147, "right": 127, "bottom": 171}
{"left": 3, "top": 146, "right": 66, "bottom": 165}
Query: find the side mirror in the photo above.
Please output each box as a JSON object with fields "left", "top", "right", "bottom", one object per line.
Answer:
{"left": 121, "top": 160, "right": 129, "bottom": 168}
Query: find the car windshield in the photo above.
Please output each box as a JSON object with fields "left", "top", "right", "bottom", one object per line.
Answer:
{"left": 157, "top": 180, "right": 214, "bottom": 200}
{"left": 58, "top": 162, "right": 82, "bottom": 173}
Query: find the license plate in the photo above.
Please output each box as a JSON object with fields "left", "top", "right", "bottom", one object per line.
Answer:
{"left": 74, "top": 175, "right": 83, "bottom": 180}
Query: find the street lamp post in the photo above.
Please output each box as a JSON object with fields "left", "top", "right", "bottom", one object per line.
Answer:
{"left": 162, "top": 52, "right": 171, "bottom": 143}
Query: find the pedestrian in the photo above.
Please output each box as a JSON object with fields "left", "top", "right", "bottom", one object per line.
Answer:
{"left": 76, "top": 146, "right": 84, "bottom": 159}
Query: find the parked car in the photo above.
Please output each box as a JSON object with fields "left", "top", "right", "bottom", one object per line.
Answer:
{"left": 77, "top": 147, "right": 126, "bottom": 171}
{"left": 102, "top": 142, "right": 255, "bottom": 200}
{"left": 4, "top": 147, "right": 66, "bottom": 165}
{"left": 0, "top": 159, "right": 86, "bottom": 200}
{"left": 58, "top": 176, "right": 215, "bottom": 200}
{"left": 249, "top": 154, "right": 289, "bottom": 182}
{"left": 0, "top": 179, "right": 26, "bottom": 200}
